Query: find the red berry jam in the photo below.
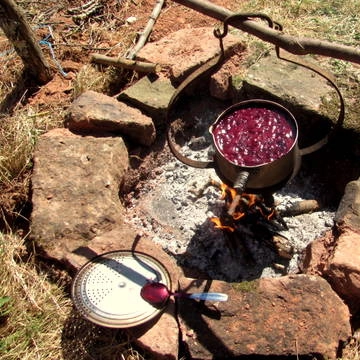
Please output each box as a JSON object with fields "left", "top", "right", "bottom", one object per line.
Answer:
{"left": 212, "top": 106, "right": 296, "bottom": 166}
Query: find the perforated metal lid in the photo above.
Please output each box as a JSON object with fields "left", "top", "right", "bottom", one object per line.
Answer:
{"left": 71, "top": 250, "right": 171, "bottom": 328}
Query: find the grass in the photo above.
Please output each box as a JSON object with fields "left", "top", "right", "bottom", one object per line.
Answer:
{"left": 0, "top": 0, "right": 360, "bottom": 358}
{"left": 0, "top": 232, "right": 72, "bottom": 359}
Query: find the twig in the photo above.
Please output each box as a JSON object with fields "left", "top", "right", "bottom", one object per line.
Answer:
{"left": 67, "top": 0, "right": 98, "bottom": 14}
{"left": 279, "top": 199, "right": 320, "bottom": 217}
{"left": 227, "top": 194, "right": 242, "bottom": 217}
{"left": 126, "top": 0, "right": 165, "bottom": 59}
{"left": 272, "top": 234, "right": 294, "bottom": 259}
{"left": 295, "top": 338, "right": 299, "bottom": 360}
{"left": 90, "top": 53, "right": 161, "bottom": 73}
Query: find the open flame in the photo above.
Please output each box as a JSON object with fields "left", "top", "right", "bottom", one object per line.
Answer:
{"left": 210, "top": 182, "right": 275, "bottom": 232}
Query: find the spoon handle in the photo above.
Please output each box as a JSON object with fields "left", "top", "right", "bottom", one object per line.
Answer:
{"left": 184, "top": 292, "right": 228, "bottom": 302}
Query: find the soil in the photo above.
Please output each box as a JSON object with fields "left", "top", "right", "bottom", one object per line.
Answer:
{"left": 1, "top": 0, "right": 240, "bottom": 106}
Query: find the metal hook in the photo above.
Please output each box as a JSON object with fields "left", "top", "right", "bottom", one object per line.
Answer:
{"left": 214, "top": 12, "right": 282, "bottom": 58}
{"left": 214, "top": 12, "right": 282, "bottom": 39}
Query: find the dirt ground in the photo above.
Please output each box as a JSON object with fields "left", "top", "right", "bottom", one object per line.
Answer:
{"left": 1, "top": 0, "right": 242, "bottom": 107}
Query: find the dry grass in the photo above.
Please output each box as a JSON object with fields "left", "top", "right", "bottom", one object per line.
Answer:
{"left": 342, "top": 338, "right": 360, "bottom": 360}
{"left": 0, "top": 232, "right": 72, "bottom": 359}
{"left": 0, "top": 0, "right": 360, "bottom": 359}
{"left": 0, "top": 105, "right": 63, "bottom": 183}
{"left": 0, "top": 104, "right": 65, "bottom": 228}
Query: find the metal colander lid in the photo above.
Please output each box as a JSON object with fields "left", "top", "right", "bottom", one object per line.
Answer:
{"left": 71, "top": 250, "right": 171, "bottom": 328}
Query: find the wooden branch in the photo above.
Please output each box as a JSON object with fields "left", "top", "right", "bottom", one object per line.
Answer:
{"left": 172, "top": 0, "right": 360, "bottom": 64}
{"left": 90, "top": 54, "right": 161, "bottom": 73}
{"left": 279, "top": 200, "right": 320, "bottom": 217}
{"left": 0, "top": 0, "right": 52, "bottom": 84}
{"left": 126, "top": 0, "right": 165, "bottom": 59}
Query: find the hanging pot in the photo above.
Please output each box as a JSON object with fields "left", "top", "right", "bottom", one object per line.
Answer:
{"left": 166, "top": 22, "right": 344, "bottom": 194}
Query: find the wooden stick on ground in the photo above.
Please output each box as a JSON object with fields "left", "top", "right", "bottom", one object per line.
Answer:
{"left": 126, "top": 0, "right": 165, "bottom": 60}
{"left": 279, "top": 199, "right": 320, "bottom": 217}
{"left": 90, "top": 54, "right": 161, "bottom": 73}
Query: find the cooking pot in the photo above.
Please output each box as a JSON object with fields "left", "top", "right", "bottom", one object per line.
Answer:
{"left": 208, "top": 99, "right": 300, "bottom": 192}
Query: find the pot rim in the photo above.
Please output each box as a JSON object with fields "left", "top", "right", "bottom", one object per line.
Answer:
{"left": 209, "top": 99, "right": 299, "bottom": 169}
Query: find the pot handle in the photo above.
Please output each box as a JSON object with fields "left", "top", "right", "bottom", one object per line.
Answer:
{"left": 212, "top": 13, "right": 345, "bottom": 156}
{"left": 166, "top": 50, "right": 225, "bottom": 169}
{"left": 167, "top": 17, "right": 345, "bottom": 167}
{"left": 275, "top": 47, "right": 345, "bottom": 156}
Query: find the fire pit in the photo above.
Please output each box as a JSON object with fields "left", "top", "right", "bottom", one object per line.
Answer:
{"left": 125, "top": 15, "right": 345, "bottom": 284}
{"left": 126, "top": 94, "right": 336, "bottom": 282}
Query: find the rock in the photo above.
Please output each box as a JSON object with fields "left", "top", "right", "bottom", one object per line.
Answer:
{"left": 118, "top": 76, "right": 176, "bottom": 123}
{"left": 335, "top": 179, "right": 360, "bottom": 232}
{"left": 66, "top": 226, "right": 181, "bottom": 280}
{"left": 301, "top": 230, "right": 335, "bottom": 275}
{"left": 67, "top": 227, "right": 181, "bottom": 360}
{"left": 209, "top": 66, "right": 231, "bottom": 100}
{"left": 209, "top": 51, "right": 245, "bottom": 100}
{"left": 233, "top": 51, "right": 339, "bottom": 149}
{"left": 303, "top": 177, "right": 360, "bottom": 313}
{"left": 178, "top": 275, "right": 351, "bottom": 359}
{"left": 128, "top": 301, "right": 179, "bottom": 360}
{"left": 65, "top": 90, "right": 156, "bottom": 146}
{"left": 136, "top": 27, "right": 244, "bottom": 84}
{"left": 236, "top": 51, "right": 336, "bottom": 114}
{"left": 119, "top": 27, "right": 245, "bottom": 120}
{"left": 324, "top": 229, "right": 360, "bottom": 314}
{"left": 30, "top": 128, "right": 129, "bottom": 259}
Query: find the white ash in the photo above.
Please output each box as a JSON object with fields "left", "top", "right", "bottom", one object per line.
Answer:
{"left": 126, "top": 152, "right": 335, "bottom": 282}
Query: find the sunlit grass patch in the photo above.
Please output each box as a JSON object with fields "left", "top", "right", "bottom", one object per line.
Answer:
{"left": 0, "top": 232, "right": 72, "bottom": 360}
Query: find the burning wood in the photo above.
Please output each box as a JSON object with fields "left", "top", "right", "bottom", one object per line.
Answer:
{"left": 209, "top": 181, "right": 279, "bottom": 233}
{"left": 204, "top": 180, "right": 321, "bottom": 260}
{"left": 188, "top": 178, "right": 322, "bottom": 260}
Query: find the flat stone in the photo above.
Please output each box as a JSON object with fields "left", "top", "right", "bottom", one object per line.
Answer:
{"left": 233, "top": 51, "right": 339, "bottom": 149}
{"left": 127, "top": 300, "right": 179, "bottom": 360}
{"left": 237, "top": 51, "right": 336, "bottom": 113}
{"left": 119, "top": 27, "right": 245, "bottom": 122}
{"left": 136, "top": 27, "right": 244, "bottom": 84}
{"left": 178, "top": 274, "right": 351, "bottom": 359}
{"left": 65, "top": 90, "right": 156, "bottom": 146}
{"left": 67, "top": 227, "right": 181, "bottom": 360}
{"left": 118, "top": 76, "right": 176, "bottom": 123}
{"left": 30, "top": 128, "right": 129, "bottom": 255}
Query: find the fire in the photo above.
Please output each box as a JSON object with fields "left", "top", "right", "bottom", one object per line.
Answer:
{"left": 210, "top": 217, "right": 235, "bottom": 232}
{"left": 210, "top": 181, "right": 276, "bottom": 232}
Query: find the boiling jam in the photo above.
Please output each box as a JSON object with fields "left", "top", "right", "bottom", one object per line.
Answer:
{"left": 212, "top": 106, "right": 296, "bottom": 166}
